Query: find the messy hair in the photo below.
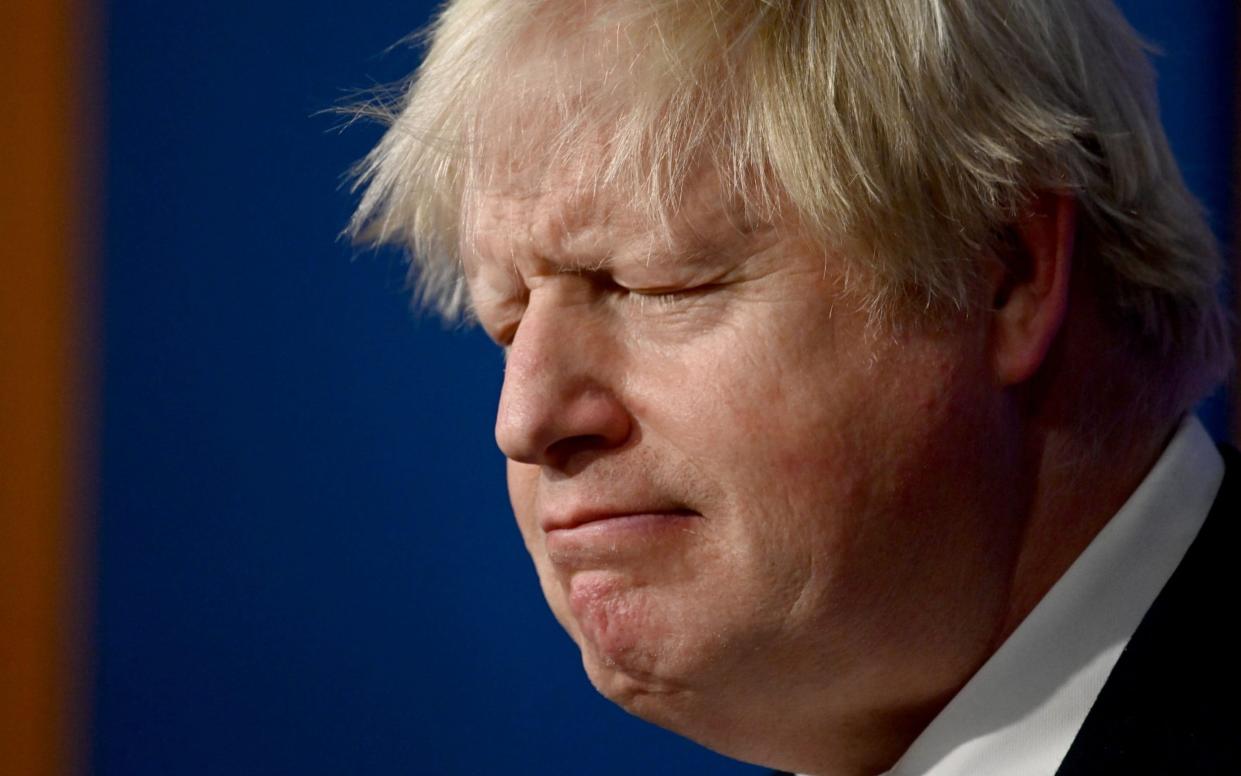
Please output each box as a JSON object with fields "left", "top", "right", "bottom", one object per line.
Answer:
{"left": 347, "top": 0, "right": 1229, "bottom": 401}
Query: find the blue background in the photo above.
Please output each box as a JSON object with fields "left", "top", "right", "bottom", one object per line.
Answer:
{"left": 93, "top": 2, "right": 1236, "bottom": 774}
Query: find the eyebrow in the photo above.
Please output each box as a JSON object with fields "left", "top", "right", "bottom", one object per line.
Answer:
{"left": 576, "top": 218, "right": 772, "bottom": 273}
{"left": 462, "top": 230, "right": 739, "bottom": 319}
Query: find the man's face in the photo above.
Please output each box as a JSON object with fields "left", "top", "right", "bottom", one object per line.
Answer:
{"left": 464, "top": 171, "right": 1023, "bottom": 760}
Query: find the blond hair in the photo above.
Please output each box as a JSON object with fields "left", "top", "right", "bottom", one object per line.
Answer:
{"left": 348, "top": 0, "right": 1230, "bottom": 403}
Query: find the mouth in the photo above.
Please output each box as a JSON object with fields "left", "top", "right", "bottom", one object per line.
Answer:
{"left": 540, "top": 507, "right": 700, "bottom": 534}
{"left": 540, "top": 508, "right": 702, "bottom": 566}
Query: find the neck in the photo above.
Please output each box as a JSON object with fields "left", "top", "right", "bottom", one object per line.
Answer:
{"left": 995, "top": 411, "right": 1179, "bottom": 645}
{"left": 992, "top": 285, "right": 1185, "bottom": 645}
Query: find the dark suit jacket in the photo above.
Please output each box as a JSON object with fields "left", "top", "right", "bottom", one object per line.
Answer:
{"left": 1054, "top": 444, "right": 1239, "bottom": 774}
{"left": 773, "top": 445, "right": 1239, "bottom": 776}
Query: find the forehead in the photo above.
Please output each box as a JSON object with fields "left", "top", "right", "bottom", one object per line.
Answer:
{"left": 461, "top": 163, "right": 769, "bottom": 274}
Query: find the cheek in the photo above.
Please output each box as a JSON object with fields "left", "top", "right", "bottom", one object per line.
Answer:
{"left": 506, "top": 462, "right": 543, "bottom": 552}
{"left": 507, "top": 461, "right": 583, "bottom": 636}
{"left": 624, "top": 321, "right": 798, "bottom": 465}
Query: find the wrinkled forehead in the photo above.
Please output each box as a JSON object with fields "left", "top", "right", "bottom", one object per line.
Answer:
{"left": 460, "top": 158, "right": 773, "bottom": 277}
{"left": 452, "top": 3, "right": 785, "bottom": 261}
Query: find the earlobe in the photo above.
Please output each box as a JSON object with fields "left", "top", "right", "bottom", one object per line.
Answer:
{"left": 990, "top": 192, "right": 1076, "bottom": 386}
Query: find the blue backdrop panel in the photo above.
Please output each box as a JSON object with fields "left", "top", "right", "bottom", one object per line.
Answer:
{"left": 1120, "top": 0, "right": 1237, "bottom": 435}
{"left": 93, "top": 2, "right": 1236, "bottom": 775}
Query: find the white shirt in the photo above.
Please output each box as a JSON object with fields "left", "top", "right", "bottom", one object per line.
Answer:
{"left": 800, "top": 415, "right": 1225, "bottom": 776}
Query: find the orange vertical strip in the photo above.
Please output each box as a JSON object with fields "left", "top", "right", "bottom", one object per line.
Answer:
{"left": 0, "top": 0, "right": 93, "bottom": 774}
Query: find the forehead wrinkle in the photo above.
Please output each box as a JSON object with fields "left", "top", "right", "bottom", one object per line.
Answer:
{"left": 465, "top": 158, "right": 783, "bottom": 290}
{"left": 471, "top": 177, "right": 637, "bottom": 272}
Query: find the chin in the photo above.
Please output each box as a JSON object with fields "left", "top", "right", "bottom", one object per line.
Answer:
{"left": 554, "top": 573, "right": 817, "bottom": 772}
{"left": 565, "top": 581, "right": 752, "bottom": 736}
{"left": 578, "top": 633, "right": 785, "bottom": 774}
{"left": 580, "top": 645, "right": 679, "bottom": 703}
{"left": 578, "top": 639, "right": 706, "bottom": 732}
{"left": 567, "top": 573, "right": 672, "bottom": 675}
{"left": 556, "top": 572, "right": 704, "bottom": 691}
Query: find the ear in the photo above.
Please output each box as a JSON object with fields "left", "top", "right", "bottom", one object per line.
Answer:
{"left": 989, "top": 192, "right": 1076, "bottom": 386}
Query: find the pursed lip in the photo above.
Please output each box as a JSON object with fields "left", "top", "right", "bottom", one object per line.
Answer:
{"left": 539, "top": 506, "right": 700, "bottom": 534}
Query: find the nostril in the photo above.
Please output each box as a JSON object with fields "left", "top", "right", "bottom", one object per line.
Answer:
{"left": 495, "top": 374, "right": 633, "bottom": 466}
{"left": 546, "top": 433, "right": 611, "bottom": 463}
{"left": 491, "top": 297, "right": 632, "bottom": 468}
{"left": 544, "top": 433, "right": 629, "bottom": 476}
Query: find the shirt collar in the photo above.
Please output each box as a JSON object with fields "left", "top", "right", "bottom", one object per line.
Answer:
{"left": 857, "top": 416, "right": 1223, "bottom": 776}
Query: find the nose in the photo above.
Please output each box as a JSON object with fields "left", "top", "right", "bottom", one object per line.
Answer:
{"left": 494, "top": 295, "right": 632, "bottom": 470}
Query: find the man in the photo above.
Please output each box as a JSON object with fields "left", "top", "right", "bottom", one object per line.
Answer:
{"left": 349, "top": 1, "right": 1235, "bottom": 774}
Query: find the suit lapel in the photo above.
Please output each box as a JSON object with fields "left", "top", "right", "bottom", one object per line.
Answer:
{"left": 1054, "top": 445, "right": 1239, "bottom": 774}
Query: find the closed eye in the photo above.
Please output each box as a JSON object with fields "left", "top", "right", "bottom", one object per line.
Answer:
{"left": 623, "top": 283, "right": 723, "bottom": 309}
{"left": 573, "top": 268, "right": 725, "bottom": 308}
